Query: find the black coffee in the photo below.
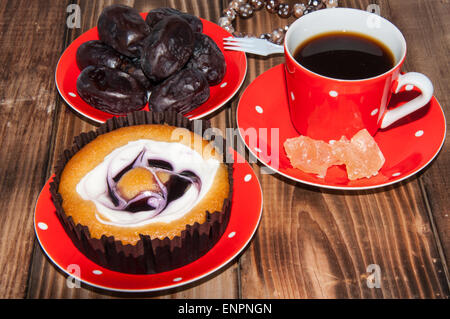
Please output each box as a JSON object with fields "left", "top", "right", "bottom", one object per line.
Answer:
{"left": 293, "top": 31, "right": 395, "bottom": 80}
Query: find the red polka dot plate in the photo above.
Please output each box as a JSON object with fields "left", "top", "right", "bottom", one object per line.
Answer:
{"left": 237, "top": 64, "right": 446, "bottom": 190}
{"left": 34, "top": 150, "right": 262, "bottom": 292}
{"left": 55, "top": 14, "right": 247, "bottom": 123}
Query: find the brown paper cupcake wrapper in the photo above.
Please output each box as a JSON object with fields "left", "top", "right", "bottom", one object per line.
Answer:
{"left": 49, "top": 111, "right": 233, "bottom": 274}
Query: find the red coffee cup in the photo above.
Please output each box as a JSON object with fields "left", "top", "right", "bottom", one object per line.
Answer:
{"left": 284, "top": 8, "right": 433, "bottom": 141}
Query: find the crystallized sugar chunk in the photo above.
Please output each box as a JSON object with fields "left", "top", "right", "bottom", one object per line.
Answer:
{"left": 331, "top": 129, "right": 385, "bottom": 180}
{"left": 284, "top": 135, "right": 340, "bottom": 178}
{"left": 284, "top": 129, "right": 385, "bottom": 180}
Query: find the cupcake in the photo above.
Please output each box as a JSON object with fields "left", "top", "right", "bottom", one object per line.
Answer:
{"left": 50, "top": 111, "right": 233, "bottom": 274}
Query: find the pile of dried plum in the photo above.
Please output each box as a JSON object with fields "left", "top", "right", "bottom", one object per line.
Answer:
{"left": 76, "top": 4, "right": 226, "bottom": 115}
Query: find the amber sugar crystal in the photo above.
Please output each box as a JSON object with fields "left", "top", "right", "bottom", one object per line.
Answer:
{"left": 284, "top": 129, "right": 385, "bottom": 180}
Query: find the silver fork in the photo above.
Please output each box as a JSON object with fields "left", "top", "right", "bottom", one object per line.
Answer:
{"left": 223, "top": 37, "right": 284, "bottom": 56}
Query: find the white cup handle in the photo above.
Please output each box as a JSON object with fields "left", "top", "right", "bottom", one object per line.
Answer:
{"left": 380, "top": 72, "right": 434, "bottom": 129}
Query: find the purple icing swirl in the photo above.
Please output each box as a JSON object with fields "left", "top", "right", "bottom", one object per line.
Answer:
{"left": 100, "top": 148, "right": 201, "bottom": 217}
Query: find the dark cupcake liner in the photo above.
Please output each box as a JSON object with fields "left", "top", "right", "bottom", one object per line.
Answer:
{"left": 49, "top": 111, "right": 233, "bottom": 274}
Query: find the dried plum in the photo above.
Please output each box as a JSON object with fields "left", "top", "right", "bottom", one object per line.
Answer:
{"left": 145, "top": 7, "right": 203, "bottom": 33}
{"left": 76, "top": 40, "right": 123, "bottom": 70}
{"left": 77, "top": 65, "right": 147, "bottom": 115}
{"left": 148, "top": 68, "right": 209, "bottom": 114}
{"left": 98, "top": 4, "right": 150, "bottom": 58}
{"left": 120, "top": 58, "right": 153, "bottom": 90}
{"left": 141, "top": 15, "right": 194, "bottom": 82}
{"left": 187, "top": 33, "right": 226, "bottom": 86}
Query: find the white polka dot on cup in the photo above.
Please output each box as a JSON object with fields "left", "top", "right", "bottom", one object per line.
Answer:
{"left": 220, "top": 82, "right": 228, "bottom": 88}
{"left": 290, "top": 91, "right": 295, "bottom": 101}
{"left": 173, "top": 277, "right": 182, "bottom": 282}
{"left": 37, "top": 222, "right": 48, "bottom": 230}
{"left": 415, "top": 130, "right": 424, "bottom": 137}
{"left": 255, "top": 105, "right": 263, "bottom": 114}
{"left": 92, "top": 270, "right": 102, "bottom": 275}
{"left": 329, "top": 90, "right": 338, "bottom": 97}
{"left": 392, "top": 172, "right": 401, "bottom": 177}
{"left": 68, "top": 92, "right": 77, "bottom": 97}
{"left": 244, "top": 174, "right": 252, "bottom": 182}
{"left": 228, "top": 232, "right": 236, "bottom": 238}
{"left": 371, "top": 108, "right": 379, "bottom": 116}
{"left": 405, "top": 84, "right": 414, "bottom": 91}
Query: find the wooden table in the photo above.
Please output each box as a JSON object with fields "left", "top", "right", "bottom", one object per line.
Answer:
{"left": 0, "top": 0, "right": 448, "bottom": 299}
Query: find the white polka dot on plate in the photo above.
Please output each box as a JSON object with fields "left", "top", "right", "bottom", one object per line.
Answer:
{"left": 37, "top": 222, "right": 48, "bottom": 230}
{"left": 244, "top": 174, "right": 252, "bottom": 182}
{"left": 220, "top": 82, "right": 228, "bottom": 88}
{"left": 290, "top": 91, "right": 295, "bottom": 101}
{"left": 68, "top": 92, "right": 77, "bottom": 97}
{"left": 173, "top": 277, "right": 182, "bottom": 282}
{"left": 228, "top": 232, "right": 236, "bottom": 238}
{"left": 415, "top": 130, "right": 424, "bottom": 137}
{"left": 92, "top": 270, "right": 102, "bottom": 275}
{"left": 255, "top": 105, "right": 263, "bottom": 114}
{"left": 392, "top": 172, "right": 401, "bottom": 177}
{"left": 371, "top": 108, "right": 379, "bottom": 116}
{"left": 329, "top": 90, "right": 338, "bottom": 97}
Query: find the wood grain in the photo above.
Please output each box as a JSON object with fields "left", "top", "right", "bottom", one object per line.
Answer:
{"left": 0, "top": 0, "right": 71, "bottom": 298}
{"left": 25, "top": 0, "right": 239, "bottom": 299}
{"left": 385, "top": 0, "right": 450, "bottom": 277}
{"left": 0, "top": 0, "right": 447, "bottom": 299}
{"left": 230, "top": 0, "right": 449, "bottom": 298}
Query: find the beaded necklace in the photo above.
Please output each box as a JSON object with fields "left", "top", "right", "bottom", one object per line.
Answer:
{"left": 218, "top": 0, "right": 339, "bottom": 44}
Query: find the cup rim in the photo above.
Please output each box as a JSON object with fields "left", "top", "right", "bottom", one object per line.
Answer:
{"left": 284, "top": 8, "right": 407, "bottom": 83}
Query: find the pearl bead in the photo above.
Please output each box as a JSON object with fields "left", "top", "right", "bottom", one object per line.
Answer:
{"left": 293, "top": 3, "right": 306, "bottom": 18}
{"left": 265, "top": 0, "right": 279, "bottom": 14}
{"left": 218, "top": 16, "right": 232, "bottom": 28}
{"left": 238, "top": 3, "right": 254, "bottom": 18}
{"left": 326, "top": 0, "right": 338, "bottom": 8}
{"left": 260, "top": 33, "right": 272, "bottom": 41}
{"left": 277, "top": 3, "right": 292, "bottom": 18}
{"left": 223, "top": 8, "right": 236, "bottom": 19}
{"left": 250, "top": 0, "right": 265, "bottom": 10}
{"left": 309, "top": 0, "right": 325, "bottom": 9}
{"left": 228, "top": 0, "right": 240, "bottom": 11}
{"left": 223, "top": 24, "right": 235, "bottom": 34}
{"left": 271, "top": 27, "right": 284, "bottom": 44}
{"left": 303, "top": 5, "right": 314, "bottom": 15}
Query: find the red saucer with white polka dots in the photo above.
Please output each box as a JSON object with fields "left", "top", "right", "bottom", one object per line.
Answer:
{"left": 34, "top": 150, "right": 262, "bottom": 292}
{"left": 237, "top": 64, "right": 446, "bottom": 190}
{"left": 55, "top": 14, "right": 247, "bottom": 123}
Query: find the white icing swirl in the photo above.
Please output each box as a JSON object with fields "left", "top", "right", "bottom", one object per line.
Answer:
{"left": 76, "top": 139, "right": 219, "bottom": 227}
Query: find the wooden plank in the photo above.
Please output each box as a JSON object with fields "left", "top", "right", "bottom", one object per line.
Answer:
{"left": 235, "top": 0, "right": 449, "bottom": 298}
{"left": 13, "top": 0, "right": 449, "bottom": 299}
{"left": 385, "top": 0, "right": 450, "bottom": 281}
{"left": 26, "top": 0, "right": 239, "bottom": 298}
{"left": 0, "top": 0, "right": 70, "bottom": 298}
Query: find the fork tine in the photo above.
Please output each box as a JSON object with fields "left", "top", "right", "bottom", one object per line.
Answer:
{"left": 224, "top": 46, "right": 269, "bottom": 56}
{"left": 224, "top": 44, "right": 255, "bottom": 50}
{"left": 223, "top": 37, "right": 241, "bottom": 41}
{"left": 223, "top": 37, "right": 255, "bottom": 44}
{"left": 223, "top": 36, "right": 283, "bottom": 56}
{"left": 223, "top": 42, "right": 255, "bottom": 49}
{"left": 224, "top": 46, "right": 248, "bottom": 51}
